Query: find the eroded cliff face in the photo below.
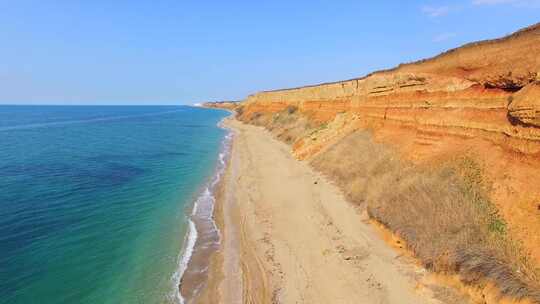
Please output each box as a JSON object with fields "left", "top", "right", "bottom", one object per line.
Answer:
{"left": 509, "top": 82, "right": 540, "bottom": 128}
{"left": 204, "top": 23, "right": 540, "bottom": 301}
{"left": 227, "top": 23, "right": 540, "bottom": 268}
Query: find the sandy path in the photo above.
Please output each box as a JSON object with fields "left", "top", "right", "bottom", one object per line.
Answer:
{"left": 207, "top": 118, "right": 465, "bottom": 304}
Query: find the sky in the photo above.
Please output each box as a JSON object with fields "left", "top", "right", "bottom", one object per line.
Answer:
{"left": 0, "top": 1, "right": 539, "bottom": 105}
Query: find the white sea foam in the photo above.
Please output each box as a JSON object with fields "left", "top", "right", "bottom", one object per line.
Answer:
{"left": 171, "top": 219, "right": 198, "bottom": 304}
{"left": 170, "top": 117, "right": 234, "bottom": 303}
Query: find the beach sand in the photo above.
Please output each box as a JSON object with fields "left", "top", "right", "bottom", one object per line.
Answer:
{"left": 198, "top": 117, "right": 467, "bottom": 304}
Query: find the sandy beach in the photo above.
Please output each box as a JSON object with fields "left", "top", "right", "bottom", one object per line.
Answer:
{"left": 198, "top": 117, "right": 468, "bottom": 304}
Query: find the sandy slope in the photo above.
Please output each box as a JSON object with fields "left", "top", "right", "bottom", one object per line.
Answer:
{"left": 203, "top": 118, "right": 468, "bottom": 304}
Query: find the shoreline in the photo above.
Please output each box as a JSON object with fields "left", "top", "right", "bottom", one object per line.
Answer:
{"left": 195, "top": 117, "right": 472, "bottom": 304}
{"left": 175, "top": 117, "right": 233, "bottom": 304}
{"left": 193, "top": 156, "right": 229, "bottom": 304}
{"left": 196, "top": 117, "right": 242, "bottom": 304}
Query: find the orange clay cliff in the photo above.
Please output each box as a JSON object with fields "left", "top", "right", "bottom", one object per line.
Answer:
{"left": 205, "top": 23, "right": 540, "bottom": 302}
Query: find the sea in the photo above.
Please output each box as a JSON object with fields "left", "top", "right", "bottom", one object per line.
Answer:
{"left": 0, "top": 105, "right": 230, "bottom": 304}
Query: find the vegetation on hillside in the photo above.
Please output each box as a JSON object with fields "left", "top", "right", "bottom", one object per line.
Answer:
{"left": 238, "top": 108, "right": 540, "bottom": 302}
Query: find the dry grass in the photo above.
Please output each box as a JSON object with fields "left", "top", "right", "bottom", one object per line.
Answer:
{"left": 235, "top": 105, "right": 244, "bottom": 116}
{"left": 310, "top": 131, "right": 540, "bottom": 302}
{"left": 240, "top": 107, "right": 540, "bottom": 301}
{"left": 242, "top": 108, "right": 321, "bottom": 145}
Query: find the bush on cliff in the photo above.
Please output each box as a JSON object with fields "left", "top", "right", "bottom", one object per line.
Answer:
{"left": 286, "top": 105, "right": 298, "bottom": 114}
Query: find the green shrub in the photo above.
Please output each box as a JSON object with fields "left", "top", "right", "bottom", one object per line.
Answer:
{"left": 286, "top": 105, "right": 298, "bottom": 114}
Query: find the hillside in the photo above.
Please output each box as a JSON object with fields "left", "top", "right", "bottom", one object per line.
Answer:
{"left": 205, "top": 23, "right": 540, "bottom": 303}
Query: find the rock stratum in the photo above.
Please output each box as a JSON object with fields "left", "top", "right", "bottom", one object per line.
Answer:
{"left": 205, "top": 23, "right": 540, "bottom": 302}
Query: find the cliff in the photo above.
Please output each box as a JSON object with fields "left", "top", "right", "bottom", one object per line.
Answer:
{"left": 206, "top": 23, "right": 540, "bottom": 302}
{"left": 201, "top": 101, "right": 239, "bottom": 111}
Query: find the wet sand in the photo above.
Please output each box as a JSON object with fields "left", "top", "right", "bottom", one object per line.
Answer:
{"left": 178, "top": 130, "right": 232, "bottom": 304}
{"left": 196, "top": 118, "right": 468, "bottom": 304}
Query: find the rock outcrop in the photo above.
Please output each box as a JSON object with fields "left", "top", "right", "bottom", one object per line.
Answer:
{"left": 508, "top": 82, "right": 540, "bottom": 128}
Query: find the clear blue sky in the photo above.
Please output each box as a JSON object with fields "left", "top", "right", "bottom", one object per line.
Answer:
{"left": 1, "top": 1, "right": 538, "bottom": 105}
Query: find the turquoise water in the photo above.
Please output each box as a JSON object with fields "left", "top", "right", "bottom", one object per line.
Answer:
{"left": 0, "top": 105, "right": 229, "bottom": 304}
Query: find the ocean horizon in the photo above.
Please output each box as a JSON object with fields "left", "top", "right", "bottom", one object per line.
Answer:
{"left": 0, "top": 105, "right": 230, "bottom": 304}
